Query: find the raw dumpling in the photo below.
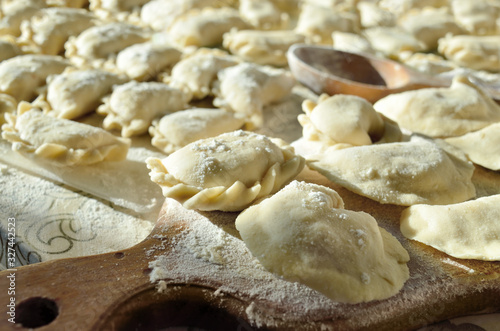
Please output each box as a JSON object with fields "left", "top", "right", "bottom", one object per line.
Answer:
{"left": 400, "top": 194, "right": 500, "bottom": 261}
{"left": 0, "top": 0, "right": 46, "bottom": 37}
{"left": 149, "top": 108, "right": 246, "bottom": 154}
{"left": 235, "top": 180, "right": 410, "bottom": 303}
{"left": 306, "top": 135, "right": 476, "bottom": 206}
{"left": 222, "top": 29, "right": 305, "bottom": 66}
{"left": 362, "top": 27, "right": 426, "bottom": 59}
{"left": 1, "top": 104, "right": 130, "bottom": 166}
{"left": 238, "top": 0, "right": 290, "bottom": 30}
{"left": 0, "top": 93, "right": 17, "bottom": 125}
{"left": 167, "top": 48, "right": 240, "bottom": 99}
{"left": 97, "top": 81, "right": 190, "bottom": 137}
{"left": 294, "top": 3, "right": 359, "bottom": 44}
{"left": 146, "top": 130, "right": 305, "bottom": 211}
{"left": 0, "top": 54, "right": 71, "bottom": 101}
{"left": 42, "top": 68, "right": 126, "bottom": 119}
{"left": 357, "top": 1, "right": 396, "bottom": 28}
{"left": 374, "top": 75, "right": 500, "bottom": 137}
{"left": 116, "top": 41, "right": 182, "bottom": 80}
{"left": 64, "top": 22, "right": 150, "bottom": 65}
{"left": 437, "top": 35, "right": 500, "bottom": 72}
{"left": 445, "top": 122, "right": 500, "bottom": 171}
{"left": 89, "top": 0, "right": 150, "bottom": 13}
{"left": 298, "top": 94, "right": 401, "bottom": 150}
{"left": 398, "top": 7, "right": 463, "bottom": 51}
{"left": 213, "top": 62, "right": 295, "bottom": 129}
{"left": 451, "top": 0, "right": 498, "bottom": 35}
{"left": 140, "top": 0, "right": 229, "bottom": 31}
{"left": 331, "top": 31, "right": 375, "bottom": 54}
{"left": 167, "top": 7, "right": 249, "bottom": 48}
{"left": 18, "top": 7, "right": 98, "bottom": 55}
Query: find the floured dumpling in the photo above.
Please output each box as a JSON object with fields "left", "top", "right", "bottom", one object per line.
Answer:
{"left": 0, "top": 0, "right": 46, "bottom": 37}
{"left": 438, "top": 35, "right": 500, "bottom": 72}
{"left": 400, "top": 194, "right": 500, "bottom": 261}
{"left": 238, "top": 0, "right": 289, "bottom": 30}
{"left": 89, "top": 0, "right": 150, "bottom": 13}
{"left": 235, "top": 180, "right": 410, "bottom": 303}
{"left": 1, "top": 104, "right": 130, "bottom": 166}
{"left": 0, "top": 93, "right": 17, "bottom": 125}
{"left": 357, "top": 1, "right": 396, "bottom": 28}
{"left": 64, "top": 22, "right": 150, "bottom": 65}
{"left": 294, "top": 3, "right": 359, "bottom": 44}
{"left": 146, "top": 130, "right": 305, "bottom": 211}
{"left": 400, "top": 52, "right": 456, "bottom": 76}
{"left": 362, "top": 26, "right": 425, "bottom": 59}
{"left": 307, "top": 136, "right": 476, "bottom": 206}
{"left": 374, "top": 75, "right": 500, "bottom": 137}
{"left": 167, "top": 7, "right": 249, "bottom": 48}
{"left": 167, "top": 48, "right": 239, "bottom": 100}
{"left": 42, "top": 68, "right": 125, "bottom": 120}
{"left": 298, "top": 94, "right": 401, "bottom": 150}
{"left": 149, "top": 108, "right": 246, "bottom": 154}
{"left": 398, "top": 7, "right": 463, "bottom": 51}
{"left": 445, "top": 122, "right": 500, "bottom": 171}
{"left": 331, "top": 31, "right": 375, "bottom": 54}
{"left": 140, "top": 0, "right": 229, "bottom": 31}
{"left": 450, "top": 0, "right": 498, "bottom": 35}
{"left": 222, "top": 29, "right": 305, "bottom": 66}
{"left": 0, "top": 54, "right": 70, "bottom": 101}
{"left": 98, "top": 81, "right": 189, "bottom": 137}
{"left": 213, "top": 62, "right": 295, "bottom": 128}
{"left": 0, "top": 37, "right": 21, "bottom": 62}
{"left": 116, "top": 41, "right": 182, "bottom": 81}
{"left": 18, "top": 7, "right": 98, "bottom": 55}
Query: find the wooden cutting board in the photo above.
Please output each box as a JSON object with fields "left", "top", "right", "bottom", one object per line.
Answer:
{"left": 1, "top": 166, "right": 499, "bottom": 331}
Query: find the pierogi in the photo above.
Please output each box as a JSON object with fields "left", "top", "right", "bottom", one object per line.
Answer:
{"left": 146, "top": 130, "right": 305, "bottom": 211}
{"left": 235, "top": 180, "right": 410, "bottom": 303}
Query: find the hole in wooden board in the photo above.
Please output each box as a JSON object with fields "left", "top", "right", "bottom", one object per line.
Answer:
{"left": 17, "top": 296, "right": 59, "bottom": 328}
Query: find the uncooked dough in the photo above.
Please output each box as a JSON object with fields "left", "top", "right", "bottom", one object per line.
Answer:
{"left": 235, "top": 180, "right": 410, "bottom": 303}
{"left": 438, "top": 35, "right": 500, "bottom": 72}
{"left": 306, "top": 135, "right": 476, "bottom": 206}
{"left": 146, "top": 130, "right": 305, "bottom": 211}
{"left": 1, "top": 105, "right": 130, "bottom": 166}
{"left": 98, "top": 81, "right": 190, "bottom": 137}
{"left": 149, "top": 108, "right": 246, "bottom": 154}
{"left": 374, "top": 75, "right": 500, "bottom": 137}
{"left": 400, "top": 194, "right": 500, "bottom": 261}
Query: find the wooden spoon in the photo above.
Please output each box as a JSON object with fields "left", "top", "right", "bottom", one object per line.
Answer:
{"left": 287, "top": 44, "right": 500, "bottom": 103}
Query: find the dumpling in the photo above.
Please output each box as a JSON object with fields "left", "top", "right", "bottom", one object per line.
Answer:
{"left": 167, "top": 48, "right": 240, "bottom": 100}
{"left": 450, "top": 0, "right": 498, "bottom": 35}
{"left": 1, "top": 104, "right": 130, "bottom": 166}
{"left": 115, "top": 41, "right": 182, "bottom": 81}
{"left": 0, "top": 37, "right": 21, "bottom": 62}
{"left": 400, "top": 52, "right": 456, "bottom": 76}
{"left": 89, "top": 0, "right": 150, "bottom": 13}
{"left": 146, "top": 130, "right": 305, "bottom": 211}
{"left": 400, "top": 194, "right": 500, "bottom": 261}
{"left": 298, "top": 94, "right": 401, "bottom": 150}
{"left": 374, "top": 75, "right": 500, "bottom": 137}
{"left": 235, "top": 180, "right": 410, "bottom": 303}
{"left": 149, "top": 108, "right": 246, "bottom": 154}
{"left": 0, "top": 93, "right": 17, "bottom": 125}
{"left": 213, "top": 62, "right": 296, "bottom": 129}
{"left": 362, "top": 27, "right": 426, "bottom": 59}
{"left": 445, "top": 122, "right": 500, "bottom": 171}
{"left": 0, "top": 54, "right": 71, "bottom": 101}
{"left": 0, "top": 0, "right": 46, "bottom": 37}
{"left": 222, "top": 29, "right": 305, "bottom": 66}
{"left": 167, "top": 7, "right": 250, "bottom": 48}
{"left": 42, "top": 68, "right": 126, "bottom": 119}
{"left": 140, "top": 0, "right": 229, "bottom": 31}
{"left": 294, "top": 3, "right": 359, "bottom": 44}
{"left": 357, "top": 1, "right": 396, "bottom": 28}
{"left": 437, "top": 35, "right": 500, "bottom": 72}
{"left": 306, "top": 135, "right": 476, "bottom": 206}
{"left": 17, "top": 7, "right": 98, "bottom": 55}
{"left": 64, "top": 22, "right": 150, "bottom": 65}
{"left": 331, "top": 31, "right": 375, "bottom": 54}
{"left": 97, "top": 81, "right": 190, "bottom": 137}
{"left": 238, "top": 0, "right": 290, "bottom": 30}
{"left": 398, "top": 7, "right": 463, "bottom": 51}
